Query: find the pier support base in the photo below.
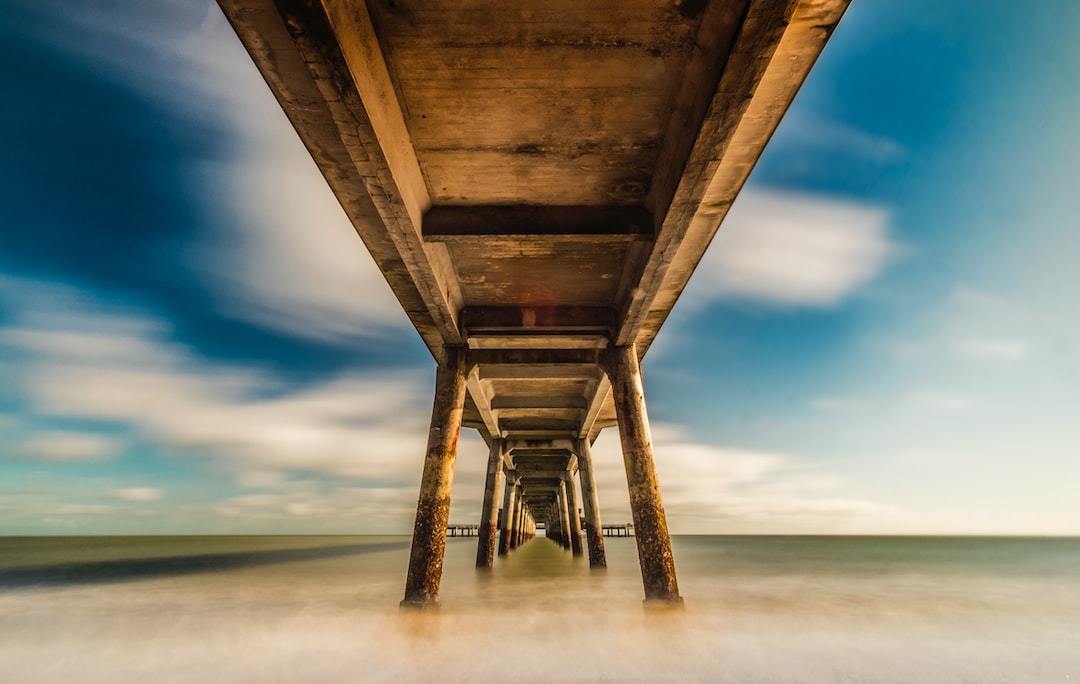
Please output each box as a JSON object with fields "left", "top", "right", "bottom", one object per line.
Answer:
{"left": 577, "top": 439, "right": 607, "bottom": 568}
{"left": 606, "top": 344, "right": 683, "bottom": 607}
{"left": 476, "top": 439, "right": 505, "bottom": 568}
{"left": 401, "top": 346, "right": 468, "bottom": 611}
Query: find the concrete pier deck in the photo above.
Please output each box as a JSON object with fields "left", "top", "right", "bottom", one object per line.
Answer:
{"left": 218, "top": 0, "right": 850, "bottom": 609}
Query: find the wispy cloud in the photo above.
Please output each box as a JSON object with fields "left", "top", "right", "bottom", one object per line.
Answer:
{"left": 589, "top": 424, "right": 899, "bottom": 534}
{"left": 12, "top": 431, "right": 122, "bottom": 463}
{"left": 951, "top": 338, "right": 1028, "bottom": 362}
{"left": 0, "top": 279, "right": 435, "bottom": 531}
{"left": 908, "top": 390, "right": 976, "bottom": 414}
{"left": 115, "top": 487, "right": 163, "bottom": 502}
{"left": 191, "top": 4, "right": 412, "bottom": 341}
{"left": 783, "top": 114, "right": 907, "bottom": 165}
{"left": 22, "top": 0, "right": 409, "bottom": 343}
{"left": 691, "top": 190, "right": 893, "bottom": 307}
{"left": 810, "top": 397, "right": 870, "bottom": 415}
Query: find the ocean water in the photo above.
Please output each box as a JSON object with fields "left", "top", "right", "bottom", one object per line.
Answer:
{"left": 1, "top": 535, "right": 1077, "bottom": 682}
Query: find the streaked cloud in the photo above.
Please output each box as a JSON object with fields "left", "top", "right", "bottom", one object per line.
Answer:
{"left": 693, "top": 190, "right": 893, "bottom": 307}
{"left": 783, "top": 113, "right": 907, "bottom": 164}
{"left": 951, "top": 338, "right": 1028, "bottom": 362}
{"left": 13, "top": 431, "right": 122, "bottom": 463}
{"left": 909, "top": 390, "right": 976, "bottom": 414}
{"left": 115, "top": 487, "right": 163, "bottom": 502}
{"left": 18, "top": 0, "right": 408, "bottom": 343}
{"left": 810, "top": 397, "right": 870, "bottom": 414}
{"left": 0, "top": 280, "right": 431, "bottom": 502}
{"left": 588, "top": 425, "right": 899, "bottom": 534}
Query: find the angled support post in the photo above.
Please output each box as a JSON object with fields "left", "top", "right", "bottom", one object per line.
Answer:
{"left": 557, "top": 480, "right": 573, "bottom": 551}
{"left": 577, "top": 438, "right": 607, "bottom": 567}
{"left": 401, "top": 345, "right": 468, "bottom": 611}
{"left": 604, "top": 344, "right": 683, "bottom": 608}
{"left": 565, "top": 470, "right": 584, "bottom": 557}
{"left": 516, "top": 497, "right": 528, "bottom": 547}
{"left": 498, "top": 472, "right": 518, "bottom": 556}
{"left": 476, "top": 438, "right": 505, "bottom": 568}
{"left": 547, "top": 502, "right": 562, "bottom": 545}
{"left": 509, "top": 483, "right": 523, "bottom": 550}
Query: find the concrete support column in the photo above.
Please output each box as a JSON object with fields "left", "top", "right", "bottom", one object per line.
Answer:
{"left": 476, "top": 439, "right": 505, "bottom": 568}
{"left": 498, "top": 472, "right": 517, "bottom": 556}
{"left": 577, "top": 438, "right": 607, "bottom": 567}
{"left": 565, "top": 471, "right": 584, "bottom": 557}
{"left": 517, "top": 499, "right": 528, "bottom": 546}
{"left": 509, "top": 484, "right": 523, "bottom": 550}
{"left": 606, "top": 344, "right": 682, "bottom": 607}
{"left": 513, "top": 499, "right": 522, "bottom": 548}
{"left": 546, "top": 503, "right": 560, "bottom": 544}
{"left": 401, "top": 346, "right": 468, "bottom": 610}
{"left": 557, "top": 480, "right": 573, "bottom": 551}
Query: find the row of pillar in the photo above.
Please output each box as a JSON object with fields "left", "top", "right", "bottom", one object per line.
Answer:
{"left": 401, "top": 344, "right": 681, "bottom": 610}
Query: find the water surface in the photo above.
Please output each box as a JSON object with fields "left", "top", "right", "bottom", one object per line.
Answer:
{"left": 1, "top": 535, "right": 1077, "bottom": 682}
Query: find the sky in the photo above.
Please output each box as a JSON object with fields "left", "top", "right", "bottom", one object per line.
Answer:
{"left": 1, "top": 0, "right": 1078, "bottom": 535}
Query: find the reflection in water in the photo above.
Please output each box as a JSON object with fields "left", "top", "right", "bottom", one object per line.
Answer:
{"left": 1, "top": 535, "right": 1078, "bottom": 682}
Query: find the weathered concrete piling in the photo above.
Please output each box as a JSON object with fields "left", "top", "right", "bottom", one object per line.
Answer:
{"left": 607, "top": 345, "right": 682, "bottom": 607}
{"left": 577, "top": 439, "right": 607, "bottom": 568}
{"left": 476, "top": 439, "right": 505, "bottom": 568}
{"left": 400, "top": 346, "right": 467, "bottom": 610}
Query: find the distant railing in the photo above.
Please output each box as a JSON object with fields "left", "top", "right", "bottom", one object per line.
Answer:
{"left": 447, "top": 524, "right": 480, "bottom": 537}
{"left": 452, "top": 523, "right": 632, "bottom": 537}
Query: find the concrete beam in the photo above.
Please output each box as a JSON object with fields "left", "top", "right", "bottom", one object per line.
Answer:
{"left": 423, "top": 205, "right": 654, "bottom": 241}
{"left": 580, "top": 374, "right": 612, "bottom": 442}
{"left": 467, "top": 349, "right": 603, "bottom": 368}
{"left": 618, "top": 0, "right": 851, "bottom": 352}
{"left": 465, "top": 366, "right": 501, "bottom": 438}
{"left": 462, "top": 307, "right": 616, "bottom": 334}
{"left": 477, "top": 365, "right": 602, "bottom": 381}
{"left": 491, "top": 395, "right": 588, "bottom": 411}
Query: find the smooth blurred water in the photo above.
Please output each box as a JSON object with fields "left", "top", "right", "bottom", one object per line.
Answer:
{"left": 1, "top": 535, "right": 1078, "bottom": 682}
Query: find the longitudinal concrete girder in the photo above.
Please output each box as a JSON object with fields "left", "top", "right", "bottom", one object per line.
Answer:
{"left": 218, "top": 0, "right": 850, "bottom": 606}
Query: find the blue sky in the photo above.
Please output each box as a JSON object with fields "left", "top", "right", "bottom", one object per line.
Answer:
{"left": 2, "top": 0, "right": 1077, "bottom": 535}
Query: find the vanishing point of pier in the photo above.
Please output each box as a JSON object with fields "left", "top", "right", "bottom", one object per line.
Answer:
{"left": 219, "top": 0, "right": 848, "bottom": 609}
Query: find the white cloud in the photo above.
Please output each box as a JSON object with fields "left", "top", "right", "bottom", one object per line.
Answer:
{"left": 810, "top": 397, "right": 869, "bottom": 414}
{"left": 27, "top": 2, "right": 408, "bottom": 343}
{"left": 909, "top": 390, "right": 976, "bottom": 414}
{"left": 951, "top": 338, "right": 1028, "bottom": 362}
{"left": 588, "top": 424, "right": 899, "bottom": 534}
{"left": 784, "top": 114, "right": 908, "bottom": 165}
{"left": 54, "top": 504, "right": 113, "bottom": 515}
{"left": 693, "top": 190, "right": 893, "bottom": 307}
{"left": 115, "top": 487, "right": 163, "bottom": 502}
{"left": 14, "top": 431, "right": 122, "bottom": 463}
{"left": 0, "top": 281, "right": 435, "bottom": 531}
{"left": 188, "top": 4, "right": 411, "bottom": 341}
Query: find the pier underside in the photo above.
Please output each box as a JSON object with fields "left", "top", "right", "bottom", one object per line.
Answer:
{"left": 219, "top": 0, "right": 849, "bottom": 608}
